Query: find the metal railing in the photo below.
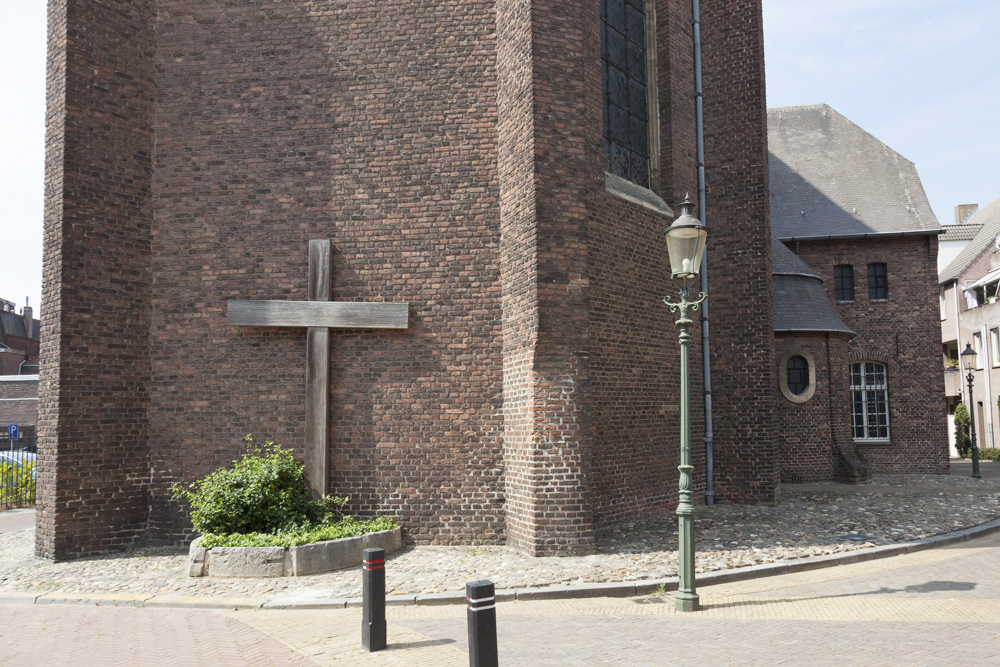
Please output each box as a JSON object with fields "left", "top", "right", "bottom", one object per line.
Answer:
{"left": 0, "top": 436, "right": 36, "bottom": 508}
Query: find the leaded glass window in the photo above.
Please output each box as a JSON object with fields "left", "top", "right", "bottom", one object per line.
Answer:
{"left": 868, "top": 263, "right": 888, "bottom": 300}
{"left": 786, "top": 356, "right": 809, "bottom": 395}
{"left": 849, "top": 362, "right": 890, "bottom": 440}
{"left": 834, "top": 265, "right": 854, "bottom": 302}
{"left": 601, "top": 0, "right": 649, "bottom": 188}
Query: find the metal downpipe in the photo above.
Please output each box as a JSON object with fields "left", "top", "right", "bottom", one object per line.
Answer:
{"left": 692, "top": 0, "right": 714, "bottom": 505}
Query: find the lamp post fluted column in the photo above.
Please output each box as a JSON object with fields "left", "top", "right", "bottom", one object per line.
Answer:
{"left": 664, "top": 284, "right": 706, "bottom": 612}
{"left": 965, "top": 371, "right": 982, "bottom": 480}
{"left": 961, "top": 343, "right": 982, "bottom": 480}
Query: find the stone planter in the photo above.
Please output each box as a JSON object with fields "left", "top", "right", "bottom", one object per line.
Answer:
{"left": 188, "top": 527, "right": 403, "bottom": 577}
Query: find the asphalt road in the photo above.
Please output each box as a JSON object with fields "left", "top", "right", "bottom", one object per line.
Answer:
{"left": 951, "top": 457, "right": 1000, "bottom": 481}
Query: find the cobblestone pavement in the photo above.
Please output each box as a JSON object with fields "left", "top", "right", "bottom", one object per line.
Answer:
{"left": 229, "top": 530, "right": 1000, "bottom": 665}
{"left": 1, "top": 471, "right": 999, "bottom": 604}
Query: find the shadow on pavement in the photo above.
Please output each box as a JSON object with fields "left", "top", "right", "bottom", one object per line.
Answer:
{"left": 391, "top": 637, "right": 458, "bottom": 650}
{"left": 702, "top": 579, "right": 977, "bottom": 611}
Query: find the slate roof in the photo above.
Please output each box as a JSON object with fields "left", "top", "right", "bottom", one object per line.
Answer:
{"left": 940, "top": 224, "right": 983, "bottom": 242}
{"left": 772, "top": 238, "right": 855, "bottom": 336}
{"left": 0, "top": 312, "right": 40, "bottom": 341}
{"left": 768, "top": 104, "right": 941, "bottom": 240}
{"left": 940, "top": 196, "right": 1000, "bottom": 284}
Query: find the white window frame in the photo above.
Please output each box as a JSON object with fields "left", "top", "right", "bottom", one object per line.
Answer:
{"left": 850, "top": 362, "right": 890, "bottom": 442}
{"left": 974, "top": 332, "right": 984, "bottom": 369}
{"left": 991, "top": 328, "right": 1000, "bottom": 368}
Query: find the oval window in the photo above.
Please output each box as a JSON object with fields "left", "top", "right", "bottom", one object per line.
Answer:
{"left": 786, "top": 355, "right": 809, "bottom": 395}
{"left": 779, "top": 348, "right": 816, "bottom": 403}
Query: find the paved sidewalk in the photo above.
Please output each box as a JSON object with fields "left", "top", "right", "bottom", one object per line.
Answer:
{"left": 0, "top": 508, "right": 35, "bottom": 533}
{"left": 0, "top": 604, "right": 312, "bottom": 666}
{"left": 230, "top": 530, "right": 1000, "bottom": 665}
{"left": 3, "top": 530, "right": 999, "bottom": 665}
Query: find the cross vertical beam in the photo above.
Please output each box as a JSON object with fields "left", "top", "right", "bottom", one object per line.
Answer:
{"left": 306, "top": 239, "right": 332, "bottom": 497}
{"left": 227, "top": 239, "right": 409, "bottom": 501}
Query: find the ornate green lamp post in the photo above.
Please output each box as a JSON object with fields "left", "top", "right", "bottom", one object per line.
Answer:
{"left": 663, "top": 196, "right": 708, "bottom": 612}
{"left": 961, "top": 343, "right": 982, "bottom": 479}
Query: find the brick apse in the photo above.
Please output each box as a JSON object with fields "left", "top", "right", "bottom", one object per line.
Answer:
{"left": 40, "top": 0, "right": 777, "bottom": 559}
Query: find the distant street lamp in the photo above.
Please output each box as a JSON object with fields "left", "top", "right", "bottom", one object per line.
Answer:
{"left": 663, "top": 196, "right": 708, "bottom": 612}
{"left": 961, "top": 343, "right": 982, "bottom": 480}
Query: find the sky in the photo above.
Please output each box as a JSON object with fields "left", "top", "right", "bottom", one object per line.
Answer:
{"left": 762, "top": 0, "right": 999, "bottom": 224}
{"left": 1, "top": 2, "right": 998, "bottom": 318}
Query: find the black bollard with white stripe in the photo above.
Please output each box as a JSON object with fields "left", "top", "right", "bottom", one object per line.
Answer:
{"left": 466, "top": 579, "right": 498, "bottom": 667}
{"left": 362, "top": 547, "right": 387, "bottom": 652}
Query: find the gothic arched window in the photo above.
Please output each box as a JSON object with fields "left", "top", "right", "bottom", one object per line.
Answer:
{"left": 601, "top": 0, "right": 658, "bottom": 190}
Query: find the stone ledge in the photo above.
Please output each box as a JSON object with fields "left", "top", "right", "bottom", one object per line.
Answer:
{"left": 188, "top": 527, "right": 402, "bottom": 577}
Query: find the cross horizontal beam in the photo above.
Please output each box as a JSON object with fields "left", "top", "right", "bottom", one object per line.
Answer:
{"left": 227, "top": 300, "right": 409, "bottom": 329}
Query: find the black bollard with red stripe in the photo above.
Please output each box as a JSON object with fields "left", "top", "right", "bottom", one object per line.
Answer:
{"left": 362, "top": 547, "right": 387, "bottom": 652}
{"left": 466, "top": 580, "right": 498, "bottom": 667}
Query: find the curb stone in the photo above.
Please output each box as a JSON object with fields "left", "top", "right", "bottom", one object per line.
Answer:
{"left": 6, "top": 518, "right": 1000, "bottom": 611}
{"left": 36, "top": 593, "right": 149, "bottom": 607}
{"left": 143, "top": 596, "right": 265, "bottom": 610}
{"left": 262, "top": 598, "right": 349, "bottom": 610}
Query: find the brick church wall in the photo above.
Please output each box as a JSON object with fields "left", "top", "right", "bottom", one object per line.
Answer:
{"left": 496, "top": 0, "right": 601, "bottom": 555}
{"left": 148, "top": 1, "right": 508, "bottom": 547}
{"left": 695, "top": 0, "right": 778, "bottom": 504}
{"left": 588, "top": 0, "right": 704, "bottom": 528}
{"left": 773, "top": 333, "right": 856, "bottom": 482}
{"left": 793, "top": 237, "right": 949, "bottom": 473}
{"left": 38, "top": 0, "right": 155, "bottom": 559}
{"left": 43, "top": 0, "right": 778, "bottom": 558}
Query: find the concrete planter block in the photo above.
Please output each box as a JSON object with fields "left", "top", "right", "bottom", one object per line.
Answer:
{"left": 289, "top": 536, "right": 363, "bottom": 576}
{"left": 191, "top": 527, "right": 402, "bottom": 577}
{"left": 188, "top": 539, "right": 208, "bottom": 577}
{"left": 362, "top": 528, "right": 403, "bottom": 552}
{"left": 208, "top": 546, "right": 288, "bottom": 577}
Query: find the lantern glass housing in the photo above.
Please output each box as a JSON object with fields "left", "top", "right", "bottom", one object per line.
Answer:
{"left": 665, "top": 197, "right": 708, "bottom": 280}
{"left": 962, "top": 342, "right": 977, "bottom": 370}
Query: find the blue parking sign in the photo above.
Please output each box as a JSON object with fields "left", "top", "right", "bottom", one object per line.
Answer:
{"left": 7, "top": 424, "right": 16, "bottom": 441}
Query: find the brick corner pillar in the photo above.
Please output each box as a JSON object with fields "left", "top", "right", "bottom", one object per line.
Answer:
{"left": 698, "top": 0, "right": 779, "bottom": 504}
{"left": 36, "top": 0, "right": 156, "bottom": 560}
{"left": 496, "top": 0, "right": 598, "bottom": 556}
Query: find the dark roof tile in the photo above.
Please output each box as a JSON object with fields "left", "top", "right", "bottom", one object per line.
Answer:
{"left": 768, "top": 104, "right": 940, "bottom": 239}
{"left": 772, "top": 239, "right": 854, "bottom": 336}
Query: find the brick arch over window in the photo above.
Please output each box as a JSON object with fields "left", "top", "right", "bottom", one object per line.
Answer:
{"left": 862, "top": 253, "right": 890, "bottom": 265}
{"left": 848, "top": 349, "right": 892, "bottom": 365}
{"left": 830, "top": 253, "right": 890, "bottom": 267}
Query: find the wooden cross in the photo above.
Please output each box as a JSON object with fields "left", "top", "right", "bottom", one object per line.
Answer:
{"left": 227, "top": 239, "right": 409, "bottom": 497}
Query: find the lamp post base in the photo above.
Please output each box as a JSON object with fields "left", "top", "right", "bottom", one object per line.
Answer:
{"left": 675, "top": 591, "right": 700, "bottom": 612}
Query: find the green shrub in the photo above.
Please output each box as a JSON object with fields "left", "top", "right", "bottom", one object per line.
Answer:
{"left": 976, "top": 448, "right": 1000, "bottom": 462}
{"left": 198, "top": 516, "right": 397, "bottom": 548}
{"left": 0, "top": 461, "right": 35, "bottom": 507}
{"left": 955, "top": 402, "right": 971, "bottom": 458}
{"left": 172, "top": 435, "right": 320, "bottom": 534}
